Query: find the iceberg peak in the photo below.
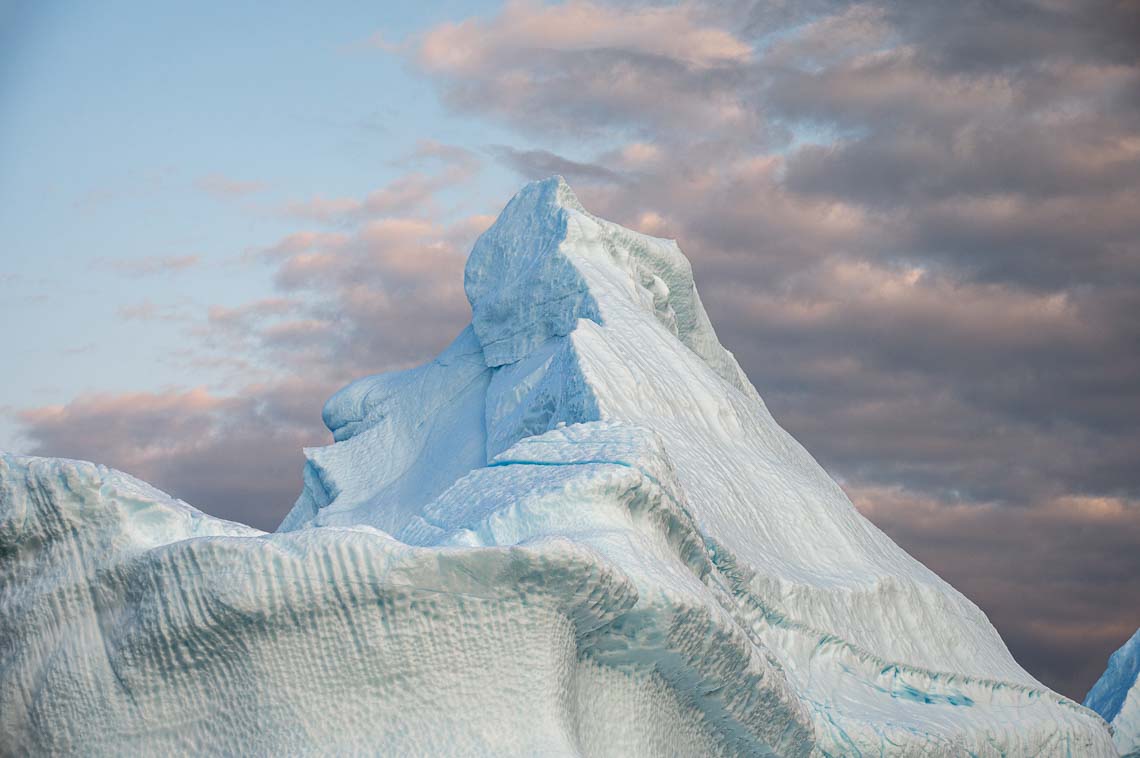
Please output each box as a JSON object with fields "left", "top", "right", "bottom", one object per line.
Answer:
{"left": 464, "top": 176, "right": 754, "bottom": 397}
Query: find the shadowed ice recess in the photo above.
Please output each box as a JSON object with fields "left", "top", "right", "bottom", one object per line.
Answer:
{"left": 0, "top": 178, "right": 1120, "bottom": 755}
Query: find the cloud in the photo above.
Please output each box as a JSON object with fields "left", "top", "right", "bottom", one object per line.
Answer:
{"left": 230, "top": 213, "right": 478, "bottom": 378}
{"left": 418, "top": 0, "right": 752, "bottom": 72}
{"left": 196, "top": 173, "right": 267, "bottom": 198}
{"left": 848, "top": 484, "right": 1140, "bottom": 697}
{"left": 181, "top": 143, "right": 491, "bottom": 386}
{"left": 284, "top": 141, "right": 480, "bottom": 223}
{"left": 16, "top": 382, "right": 330, "bottom": 530}
{"left": 284, "top": 174, "right": 444, "bottom": 223}
{"left": 409, "top": 0, "right": 763, "bottom": 140}
{"left": 489, "top": 146, "right": 623, "bottom": 184}
{"left": 105, "top": 254, "right": 201, "bottom": 276}
{"left": 880, "top": 0, "right": 1140, "bottom": 72}
{"left": 116, "top": 299, "right": 191, "bottom": 322}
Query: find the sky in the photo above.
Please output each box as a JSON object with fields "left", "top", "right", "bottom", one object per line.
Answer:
{"left": 2, "top": 0, "right": 1138, "bottom": 701}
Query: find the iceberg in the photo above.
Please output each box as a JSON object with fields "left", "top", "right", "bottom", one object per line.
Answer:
{"left": 0, "top": 178, "right": 1116, "bottom": 755}
{"left": 1087, "top": 629, "right": 1140, "bottom": 756}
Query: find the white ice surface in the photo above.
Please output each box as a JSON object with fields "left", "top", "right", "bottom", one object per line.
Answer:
{"left": 0, "top": 177, "right": 1116, "bottom": 756}
{"left": 1086, "top": 628, "right": 1140, "bottom": 756}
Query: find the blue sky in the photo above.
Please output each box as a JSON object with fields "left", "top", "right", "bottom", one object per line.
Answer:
{"left": 3, "top": 0, "right": 1139, "bottom": 700}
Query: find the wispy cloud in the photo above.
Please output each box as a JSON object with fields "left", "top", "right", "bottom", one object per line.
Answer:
{"left": 116, "top": 299, "right": 192, "bottom": 322}
{"left": 283, "top": 141, "right": 480, "bottom": 223}
{"left": 196, "top": 173, "right": 267, "bottom": 198}
{"left": 489, "top": 146, "right": 624, "bottom": 184}
{"left": 105, "top": 254, "right": 200, "bottom": 276}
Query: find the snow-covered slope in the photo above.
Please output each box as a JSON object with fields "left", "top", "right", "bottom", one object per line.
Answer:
{"left": 0, "top": 178, "right": 1115, "bottom": 755}
{"left": 1087, "top": 629, "right": 1140, "bottom": 756}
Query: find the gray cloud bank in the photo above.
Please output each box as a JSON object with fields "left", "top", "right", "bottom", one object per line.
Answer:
{"left": 13, "top": 0, "right": 1140, "bottom": 700}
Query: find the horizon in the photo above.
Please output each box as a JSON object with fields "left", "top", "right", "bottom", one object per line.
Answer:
{"left": 2, "top": 0, "right": 1139, "bottom": 702}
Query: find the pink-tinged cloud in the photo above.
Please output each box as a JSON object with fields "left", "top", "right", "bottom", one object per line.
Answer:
{"left": 196, "top": 155, "right": 489, "bottom": 386}
{"left": 16, "top": 382, "right": 332, "bottom": 530}
{"left": 207, "top": 298, "right": 295, "bottom": 328}
{"left": 407, "top": 1, "right": 761, "bottom": 138}
{"left": 284, "top": 142, "right": 480, "bottom": 223}
{"left": 418, "top": 0, "right": 751, "bottom": 73}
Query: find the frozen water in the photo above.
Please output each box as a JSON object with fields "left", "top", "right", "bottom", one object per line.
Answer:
{"left": 0, "top": 178, "right": 1116, "bottom": 755}
{"left": 1087, "top": 628, "right": 1140, "bottom": 756}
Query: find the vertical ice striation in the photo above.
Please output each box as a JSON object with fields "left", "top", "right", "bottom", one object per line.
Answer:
{"left": 0, "top": 177, "right": 1117, "bottom": 755}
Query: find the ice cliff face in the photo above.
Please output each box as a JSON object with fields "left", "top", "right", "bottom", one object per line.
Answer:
{"left": 0, "top": 178, "right": 1117, "bottom": 756}
{"left": 1087, "top": 629, "right": 1140, "bottom": 756}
